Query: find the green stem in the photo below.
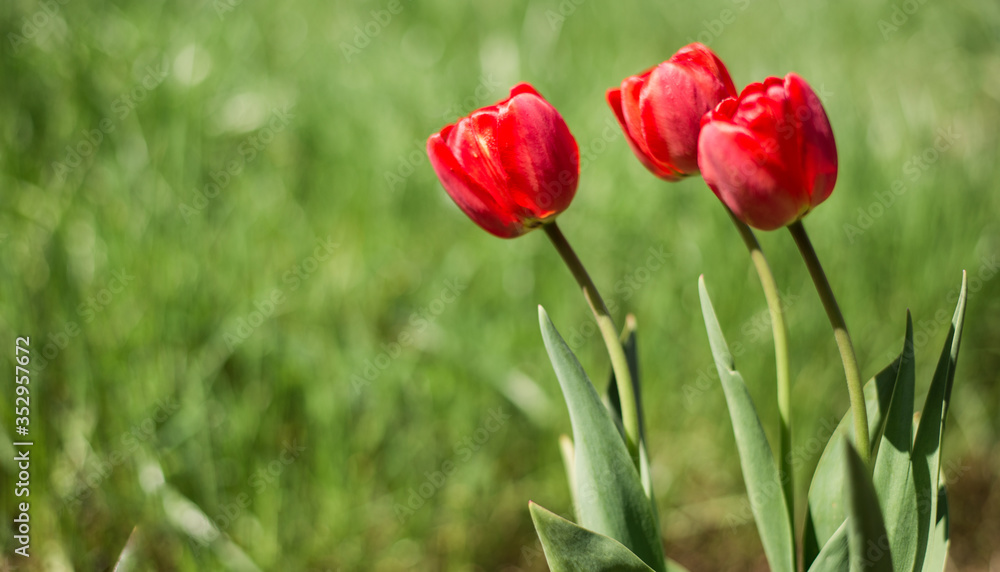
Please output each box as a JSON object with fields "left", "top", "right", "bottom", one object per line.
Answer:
{"left": 726, "top": 208, "right": 794, "bottom": 537}
{"left": 788, "top": 221, "right": 871, "bottom": 468}
{"left": 544, "top": 221, "right": 640, "bottom": 466}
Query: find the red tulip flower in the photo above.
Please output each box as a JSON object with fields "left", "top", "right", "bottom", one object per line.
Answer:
{"left": 426, "top": 83, "right": 580, "bottom": 239}
{"left": 698, "top": 73, "right": 838, "bottom": 230}
{"left": 607, "top": 43, "right": 737, "bottom": 181}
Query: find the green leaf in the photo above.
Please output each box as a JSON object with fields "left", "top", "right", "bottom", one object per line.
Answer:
{"left": 803, "top": 355, "right": 901, "bottom": 568}
{"left": 912, "top": 273, "right": 967, "bottom": 571}
{"left": 921, "top": 487, "right": 950, "bottom": 572}
{"left": 529, "top": 503, "right": 692, "bottom": 572}
{"left": 606, "top": 315, "right": 642, "bottom": 435}
{"left": 558, "top": 434, "right": 579, "bottom": 522}
{"left": 871, "top": 313, "right": 918, "bottom": 571}
{"left": 538, "top": 307, "right": 666, "bottom": 572}
{"left": 844, "top": 440, "right": 894, "bottom": 572}
{"left": 529, "top": 502, "right": 657, "bottom": 572}
{"left": 697, "top": 277, "right": 795, "bottom": 572}
{"left": 807, "top": 523, "right": 848, "bottom": 572}
{"left": 605, "top": 317, "right": 660, "bottom": 530}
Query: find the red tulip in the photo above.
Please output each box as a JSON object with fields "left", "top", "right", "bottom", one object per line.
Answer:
{"left": 607, "top": 43, "right": 737, "bottom": 181}
{"left": 426, "top": 83, "right": 579, "bottom": 239}
{"left": 698, "top": 73, "right": 838, "bottom": 230}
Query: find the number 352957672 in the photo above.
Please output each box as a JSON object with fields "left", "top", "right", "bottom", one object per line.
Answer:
{"left": 15, "top": 337, "right": 30, "bottom": 434}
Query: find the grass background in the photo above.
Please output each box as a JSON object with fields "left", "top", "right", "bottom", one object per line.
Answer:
{"left": 1, "top": 0, "right": 999, "bottom": 569}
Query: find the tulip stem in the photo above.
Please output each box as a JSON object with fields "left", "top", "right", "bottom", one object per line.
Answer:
{"left": 544, "top": 221, "right": 641, "bottom": 467}
{"left": 788, "top": 221, "right": 870, "bottom": 468}
{"left": 725, "top": 208, "right": 794, "bottom": 536}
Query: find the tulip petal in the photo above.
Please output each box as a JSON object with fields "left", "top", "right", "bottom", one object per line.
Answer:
{"left": 672, "top": 42, "right": 738, "bottom": 99}
{"left": 735, "top": 83, "right": 809, "bottom": 210}
{"left": 448, "top": 109, "right": 509, "bottom": 205}
{"left": 497, "top": 90, "right": 579, "bottom": 223}
{"left": 607, "top": 87, "right": 671, "bottom": 179}
{"left": 784, "top": 73, "right": 838, "bottom": 209}
{"left": 619, "top": 74, "right": 683, "bottom": 181}
{"left": 641, "top": 62, "right": 712, "bottom": 175}
{"left": 698, "top": 120, "right": 807, "bottom": 231}
{"left": 509, "top": 82, "right": 541, "bottom": 98}
{"left": 427, "top": 129, "right": 523, "bottom": 238}
{"left": 698, "top": 74, "right": 837, "bottom": 230}
{"left": 425, "top": 82, "right": 579, "bottom": 238}
{"left": 636, "top": 45, "right": 739, "bottom": 177}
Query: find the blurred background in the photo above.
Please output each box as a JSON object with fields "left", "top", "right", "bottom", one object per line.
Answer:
{"left": 1, "top": 0, "right": 998, "bottom": 569}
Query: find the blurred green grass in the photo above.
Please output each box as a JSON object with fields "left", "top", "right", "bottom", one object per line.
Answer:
{"left": 1, "top": 0, "right": 999, "bottom": 569}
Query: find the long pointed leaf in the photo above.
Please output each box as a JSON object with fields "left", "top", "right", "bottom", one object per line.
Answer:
{"left": 913, "top": 273, "right": 967, "bottom": 570}
{"left": 529, "top": 502, "right": 657, "bottom": 572}
{"left": 871, "top": 314, "right": 918, "bottom": 571}
{"left": 921, "top": 487, "right": 950, "bottom": 572}
{"left": 698, "top": 277, "right": 795, "bottom": 572}
{"left": 538, "top": 307, "right": 666, "bottom": 571}
{"left": 808, "top": 522, "right": 849, "bottom": 572}
{"left": 558, "top": 434, "right": 579, "bottom": 521}
{"left": 607, "top": 315, "right": 645, "bottom": 443}
{"left": 605, "top": 317, "right": 661, "bottom": 535}
{"left": 803, "top": 355, "right": 901, "bottom": 568}
{"left": 844, "top": 441, "right": 894, "bottom": 572}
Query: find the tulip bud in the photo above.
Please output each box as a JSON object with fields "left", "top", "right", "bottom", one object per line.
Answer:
{"left": 607, "top": 43, "right": 737, "bottom": 181}
{"left": 426, "top": 83, "right": 580, "bottom": 239}
{"left": 698, "top": 73, "right": 838, "bottom": 230}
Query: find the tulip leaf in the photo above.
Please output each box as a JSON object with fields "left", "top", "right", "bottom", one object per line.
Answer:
{"left": 529, "top": 502, "right": 659, "bottom": 572}
{"left": 844, "top": 440, "right": 894, "bottom": 572}
{"left": 605, "top": 317, "right": 660, "bottom": 533}
{"left": 806, "top": 522, "right": 848, "bottom": 572}
{"left": 912, "top": 273, "right": 967, "bottom": 571}
{"left": 558, "top": 434, "right": 579, "bottom": 522}
{"left": 802, "top": 354, "right": 901, "bottom": 569}
{"left": 698, "top": 277, "right": 795, "bottom": 572}
{"left": 607, "top": 316, "right": 645, "bottom": 443}
{"left": 921, "top": 486, "right": 950, "bottom": 572}
{"left": 871, "top": 313, "right": 918, "bottom": 571}
{"left": 538, "top": 307, "right": 666, "bottom": 572}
